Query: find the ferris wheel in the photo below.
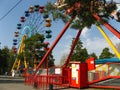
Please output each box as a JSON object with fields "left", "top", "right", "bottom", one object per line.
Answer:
{"left": 11, "top": 5, "right": 53, "bottom": 72}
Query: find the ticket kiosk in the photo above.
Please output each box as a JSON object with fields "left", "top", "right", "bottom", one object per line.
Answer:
{"left": 70, "top": 62, "right": 88, "bottom": 88}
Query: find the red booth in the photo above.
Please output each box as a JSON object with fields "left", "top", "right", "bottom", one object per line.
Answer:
{"left": 86, "top": 57, "right": 95, "bottom": 71}
{"left": 70, "top": 62, "right": 88, "bottom": 88}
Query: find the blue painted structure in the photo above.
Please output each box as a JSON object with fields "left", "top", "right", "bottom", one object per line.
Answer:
{"left": 95, "top": 58, "right": 120, "bottom": 64}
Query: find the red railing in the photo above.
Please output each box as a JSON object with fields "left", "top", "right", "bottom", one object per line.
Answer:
{"left": 25, "top": 74, "right": 69, "bottom": 90}
{"left": 24, "top": 74, "right": 34, "bottom": 85}
{"left": 24, "top": 67, "right": 70, "bottom": 90}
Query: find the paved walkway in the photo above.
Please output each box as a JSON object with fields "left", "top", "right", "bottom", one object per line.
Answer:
{"left": 0, "top": 83, "right": 35, "bottom": 90}
{"left": 0, "top": 83, "right": 109, "bottom": 90}
{"left": 0, "top": 75, "right": 111, "bottom": 90}
{"left": 0, "top": 83, "right": 111, "bottom": 90}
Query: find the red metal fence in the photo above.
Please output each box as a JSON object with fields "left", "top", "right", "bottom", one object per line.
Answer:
{"left": 25, "top": 75, "right": 69, "bottom": 90}
{"left": 24, "top": 67, "right": 70, "bottom": 90}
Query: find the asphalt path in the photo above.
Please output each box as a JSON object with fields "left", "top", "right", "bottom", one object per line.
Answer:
{"left": 0, "top": 75, "right": 110, "bottom": 90}
{"left": 0, "top": 83, "right": 35, "bottom": 90}
{"left": 0, "top": 83, "right": 104, "bottom": 90}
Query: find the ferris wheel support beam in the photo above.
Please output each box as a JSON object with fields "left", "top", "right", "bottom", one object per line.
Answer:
{"left": 34, "top": 17, "right": 75, "bottom": 75}
{"left": 96, "top": 25, "right": 120, "bottom": 59}
{"left": 63, "top": 30, "right": 82, "bottom": 67}
{"left": 11, "top": 35, "right": 27, "bottom": 72}
{"left": 93, "top": 14, "right": 120, "bottom": 39}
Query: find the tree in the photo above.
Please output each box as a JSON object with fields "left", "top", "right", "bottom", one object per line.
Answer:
{"left": 23, "top": 33, "right": 55, "bottom": 68}
{"left": 99, "top": 47, "right": 115, "bottom": 59}
{"left": 44, "top": 1, "right": 119, "bottom": 30}
{"left": 70, "top": 38, "right": 89, "bottom": 62}
{"left": 6, "top": 49, "right": 16, "bottom": 75}
{"left": 89, "top": 52, "right": 98, "bottom": 60}
{"left": 0, "top": 46, "right": 14, "bottom": 75}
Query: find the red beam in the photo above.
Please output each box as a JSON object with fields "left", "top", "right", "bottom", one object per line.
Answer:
{"left": 34, "top": 17, "right": 74, "bottom": 75}
{"left": 64, "top": 30, "right": 82, "bottom": 67}
{"left": 93, "top": 14, "right": 120, "bottom": 39}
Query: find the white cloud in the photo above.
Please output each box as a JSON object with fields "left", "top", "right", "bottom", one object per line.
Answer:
{"left": 110, "top": 36, "right": 120, "bottom": 44}
{"left": 83, "top": 36, "right": 120, "bottom": 56}
{"left": 81, "top": 27, "right": 89, "bottom": 38}
{"left": 106, "top": 0, "right": 120, "bottom": 3}
{"left": 83, "top": 38, "right": 105, "bottom": 56}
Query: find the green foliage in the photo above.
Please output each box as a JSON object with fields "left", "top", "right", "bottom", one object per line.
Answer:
{"left": 70, "top": 38, "right": 89, "bottom": 62}
{"left": 71, "top": 19, "right": 83, "bottom": 29}
{"left": 99, "top": 47, "right": 115, "bottom": 59}
{"left": 45, "top": 1, "right": 117, "bottom": 29}
{"left": 17, "top": 52, "right": 24, "bottom": 61}
{"left": 24, "top": 33, "right": 45, "bottom": 58}
{"left": 44, "top": 2, "right": 69, "bottom": 23}
{"left": 89, "top": 52, "right": 98, "bottom": 60}
{"left": 48, "top": 54, "right": 55, "bottom": 67}
{"left": 24, "top": 33, "right": 45, "bottom": 50}
{"left": 0, "top": 46, "right": 14, "bottom": 74}
{"left": 23, "top": 33, "right": 55, "bottom": 67}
